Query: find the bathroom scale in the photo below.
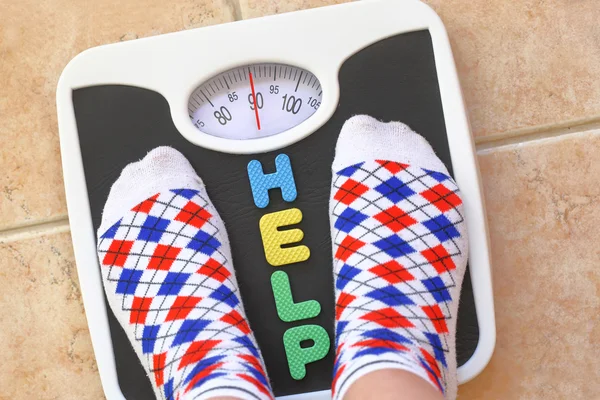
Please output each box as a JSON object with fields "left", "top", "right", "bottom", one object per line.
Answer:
{"left": 56, "top": 0, "right": 496, "bottom": 398}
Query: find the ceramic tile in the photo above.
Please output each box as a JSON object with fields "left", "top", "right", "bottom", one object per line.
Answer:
{"left": 238, "top": 0, "right": 350, "bottom": 19}
{"left": 422, "top": 0, "right": 600, "bottom": 138}
{"left": 0, "top": 232, "right": 104, "bottom": 399}
{"left": 459, "top": 130, "right": 600, "bottom": 398}
{"left": 0, "top": 0, "right": 236, "bottom": 231}
{"left": 239, "top": 0, "right": 600, "bottom": 138}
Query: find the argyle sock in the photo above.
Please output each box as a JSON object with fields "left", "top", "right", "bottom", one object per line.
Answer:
{"left": 330, "top": 116, "right": 468, "bottom": 400}
{"left": 96, "top": 147, "right": 273, "bottom": 400}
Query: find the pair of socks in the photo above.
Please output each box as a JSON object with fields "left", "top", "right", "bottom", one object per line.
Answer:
{"left": 96, "top": 115, "right": 467, "bottom": 400}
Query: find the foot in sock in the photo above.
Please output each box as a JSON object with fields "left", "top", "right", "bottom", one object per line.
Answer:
{"left": 330, "top": 116, "right": 468, "bottom": 400}
{"left": 96, "top": 147, "right": 274, "bottom": 400}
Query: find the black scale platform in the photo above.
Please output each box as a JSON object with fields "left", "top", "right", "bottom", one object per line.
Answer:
{"left": 72, "top": 30, "right": 479, "bottom": 398}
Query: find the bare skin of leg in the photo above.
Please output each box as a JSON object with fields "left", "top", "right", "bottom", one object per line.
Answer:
{"left": 209, "top": 398, "right": 243, "bottom": 400}
{"left": 209, "top": 397, "right": 242, "bottom": 400}
{"left": 210, "top": 370, "right": 444, "bottom": 400}
{"left": 344, "top": 369, "right": 445, "bottom": 400}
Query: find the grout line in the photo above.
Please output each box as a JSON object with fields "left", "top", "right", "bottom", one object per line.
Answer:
{"left": 226, "top": 0, "right": 243, "bottom": 21}
{"left": 0, "top": 217, "right": 70, "bottom": 244}
{"left": 475, "top": 117, "right": 600, "bottom": 153}
{"left": 0, "top": 214, "right": 69, "bottom": 232}
{"left": 474, "top": 114, "right": 600, "bottom": 145}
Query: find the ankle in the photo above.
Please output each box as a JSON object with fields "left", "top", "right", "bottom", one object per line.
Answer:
{"left": 344, "top": 369, "right": 444, "bottom": 400}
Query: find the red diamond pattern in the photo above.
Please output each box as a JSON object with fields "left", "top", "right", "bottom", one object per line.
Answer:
{"left": 179, "top": 339, "right": 221, "bottom": 369}
{"left": 185, "top": 362, "right": 224, "bottom": 394}
{"left": 332, "top": 364, "right": 347, "bottom": 397}
{"left": 336, "top": 292, "right": 357, "bottom": 319}
{"left": 335, "top": 236, "right": 365, "bottom": 262}
{"left": 422, "top": 305, "right": 448, "bottom": 333}
{"left": 197, "top": 258, "right": 231, "bottom": 282}
{"left": 98, "top": 189, "right": 273, "bottom": 399}
{"left": 103, "top": 240, "right": 134, "bottom": 267}
{"left": 239, "top": 354, "right": 266, "bottom": 376}
{"left": 175, "top": 201, "right": 212, "bottom": 229}
{"left": 130, "top": 296, "right": 153, "bottom": 324}
{"left": 132, "top": 193, "right": 159, "bottom": 214}
{"left": 374, "top": 206, "right": 417, "bottom": 232}
{"left": 165, "top": 296, "right": 202, "bottom": 321}
{"left": 153, "top": 352, "right": 167, "bottom": 386}
{"left": 421, "top": 245, "right": 456, "bottom": 273}
{"left": 220, "top": 310, "right": 251, "bottom": 334}
{"left": 353, "top": 338, "right": 409, "bottom": 352}
{"left": 334, "top": 179, "right": 369, "bottom": 205}
{"left": 148, "top": 244, "right": 182, "bottom": 270}
{"left": 331, "top": 161, "right": 466, "bottom": 399}
{"left": 369, "top": 260, "right": 414, "bottom": 284}
{"left": 360, "top": 307, "right": 414, "bottom": 328}
{"left": 420, "top": 183, "right": 462, "bottom": 212}
{"left": 238, "top": 373, "right": 272, "bottom": 397}
{"left": 376, "top": 160, "right": 408, "bottom": 174}
{"left": 420, "top": 347, "right": 442, "bottom": 383}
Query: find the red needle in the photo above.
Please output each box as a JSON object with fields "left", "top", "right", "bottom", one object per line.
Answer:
{"left": 249, "top": 71, "right": 261, "bottom": 131}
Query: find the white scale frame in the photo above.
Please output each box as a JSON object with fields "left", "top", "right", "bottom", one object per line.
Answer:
{"left": 56, "top": 0, "right": 496, "bottom": 398}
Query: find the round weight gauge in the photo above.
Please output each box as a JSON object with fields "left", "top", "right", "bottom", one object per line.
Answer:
{"left": 188, "top": 63, "right": 322, "bottom": 140}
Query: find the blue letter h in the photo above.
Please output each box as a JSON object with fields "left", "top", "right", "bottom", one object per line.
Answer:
{"left": 247, "top": 154, "right": 297, "bottom": 208}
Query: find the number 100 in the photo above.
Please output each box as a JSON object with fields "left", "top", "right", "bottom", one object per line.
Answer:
{"left": 282, "top": 94, "right": 302, "bottom": 115}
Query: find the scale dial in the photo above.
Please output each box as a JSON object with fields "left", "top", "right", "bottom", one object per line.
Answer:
{"left": 188, "top": 63, "right": 322, "bottom": 140}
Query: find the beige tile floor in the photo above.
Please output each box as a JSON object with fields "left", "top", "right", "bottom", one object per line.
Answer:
{"left": 1, "top": 0, "right": 599, "bottom": 398}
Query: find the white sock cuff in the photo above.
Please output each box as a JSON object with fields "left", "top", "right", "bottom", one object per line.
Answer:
{"left": 332, "top": 115, "right": 450, "bottom": 176}
{"left": 98, "top": 146, "right": 203, "bottom": 235}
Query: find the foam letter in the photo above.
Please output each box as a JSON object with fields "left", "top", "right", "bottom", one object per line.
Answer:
{"left": 247, "top": 154, "right": 297, "bottom": 209}
{"left": 259, "top": 208, "right": 310, "bottom": 266}
{"left": 271, "top": 270, "right": 321, "bottom": 322}
{"left": 283, "top": 325, "right": 330, "bottom": 380}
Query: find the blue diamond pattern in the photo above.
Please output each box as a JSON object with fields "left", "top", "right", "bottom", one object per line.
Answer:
{"left": 234, "top": 336, "right": 260, "bottom": 358}
{"left": 172, "top": 318, "right": 212, "bottom": 346}
{"left": 243, "top": 361, "right": 270, "bottom": 386}
{"left": 335, "top": 208, "right": 368, "bottom": 233}
{"left": 336, "top": 264, "right": 361, "bottom": 290}
{"left": 423, "top": 214, "right": 460, "bottom": 242}
{"left": 188, "top": 372, "right": 227, "bottom": 392}
{"left": 419, "top": 356, "right": 443, "bottom": 390}
{"left": 353, "top": 347, "right": 399, "bottom": 358}
{"left": 171, "top": 188, "right": 200, "bottom": 199}
{"left": 98, "top": 188, "right": 276, "bottom": 396}
{"left": 141, "top": 324, "right": 161, "bottom": 353}
{"left": 333, "top": 350, "right": 343, "bottom": 377}
{"left": 209, "top": 284, "right": 240, "bottom": 308}
{"left": 184, "top": 355, "right": 225, "bottom": 385}
{"left": 366, "top": 285, "right": 415, "bottom": 306}
{"left": 116, "top": 268, "right": 144, "bottom": 294}
{"left": 157, "top": 272, "right": 191, "bottom": 296}
{"left": 375, "top": 176, "right": 415, "bottom": 203}
{"left": 138, "top": 215, "right": 171, "bottom": 242}
{"left": 422, "top": 277, "right": 451, "bottom": 303}
{"left": 373, "top": 234, "right": 415, "bottom": 257}
{"left": 101, "top": 219, "right": 121, "bottom": 239}
{"left": 423, "top": 168, "right": 450, "bottom": 182}
{"left": 362, "top": 328, "right": 412, "bottom": 345}
{"left": 337, "top": 162, "right": 364, "bottom": 177}
{"left": 187, "top": 230, "right": 221, "bottom": 255}
{"left": 335, "top": 321, "right": 349, "bottom": 348}
{"left": 164, "top": 378, "right": 175, "bottom": 400}
{"left": 425, "top": 332, "right": 447, "bottom": 367}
